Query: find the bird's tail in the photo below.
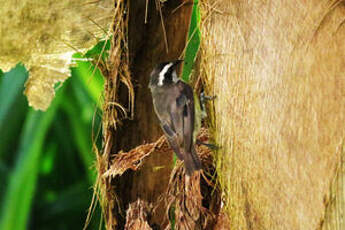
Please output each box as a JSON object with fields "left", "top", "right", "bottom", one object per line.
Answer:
{"left": 183, "top": 147, "right": 202, "bottom": 175}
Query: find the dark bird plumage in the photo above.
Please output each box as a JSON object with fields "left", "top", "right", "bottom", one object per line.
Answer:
{"left": 149, "top": 60, "right": 202, "bottom": 175}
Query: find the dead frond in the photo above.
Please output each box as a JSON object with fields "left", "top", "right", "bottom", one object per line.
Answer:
{"left": 103, "top": 136, "right": 165, "bottom": 178}
{"left": 124, "top": 200, "right": 153, "bottom": 230}
{"left": 164, "top": 129, "right": 221, "bottom": 230}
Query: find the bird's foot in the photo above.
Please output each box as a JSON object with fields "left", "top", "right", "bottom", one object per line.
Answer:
{"left": 199, "top": 91, "right": 216, "bottom": 116}
{"left": 196, "top": 139, "right": 220, "bottom": 150}
{"left": 201, "top": 93, "right": 216, "bottom": 101}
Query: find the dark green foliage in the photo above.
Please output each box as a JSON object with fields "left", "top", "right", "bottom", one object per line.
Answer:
{"left": 0, "top": 44, "right": 105, "bottom": 229}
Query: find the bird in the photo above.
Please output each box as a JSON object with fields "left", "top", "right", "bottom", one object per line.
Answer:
{"left": 149, "top": 60, "right": 202, "bottom": 175}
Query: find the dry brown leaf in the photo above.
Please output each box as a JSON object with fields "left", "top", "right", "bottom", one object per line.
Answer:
{"left": 103, "top": 136, "right": 166, "bottom": 178}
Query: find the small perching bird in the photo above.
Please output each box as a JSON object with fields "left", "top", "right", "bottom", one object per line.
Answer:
{"left": 149, "top": 60, "right": 202, "bottom": 175}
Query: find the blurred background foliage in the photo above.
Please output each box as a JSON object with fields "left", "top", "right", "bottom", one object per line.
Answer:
{"left": 0, "top": 40, "right": 109, "bottom": 230}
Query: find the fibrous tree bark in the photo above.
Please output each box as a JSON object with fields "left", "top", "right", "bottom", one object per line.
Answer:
{"left": 99, "top": 0, "right": 195, "bottom": 229}
{"left": 200, "top": 0, "right": 345, "bottom": 229}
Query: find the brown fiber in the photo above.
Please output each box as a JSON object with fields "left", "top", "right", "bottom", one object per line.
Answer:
{"left": 101, "top": 128, "right": 221, "bottom": 230}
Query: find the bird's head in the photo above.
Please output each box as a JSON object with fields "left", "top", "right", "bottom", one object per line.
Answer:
{"left": 149, "top": 60, "right": 183, "bottom": 88}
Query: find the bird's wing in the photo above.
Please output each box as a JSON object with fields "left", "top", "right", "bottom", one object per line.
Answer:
{"left": 161, "top": 121, "right": 185, "bottom": 161}
{"left": 180, "top": 84, "right": 195, "bottom": 153}
{"left": 175, "top": 83, "right": 202, "bottom": 174}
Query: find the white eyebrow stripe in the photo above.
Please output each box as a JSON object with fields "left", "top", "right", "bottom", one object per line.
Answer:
{"left": 158, "top": 62, "right": 173, "bottom": 86}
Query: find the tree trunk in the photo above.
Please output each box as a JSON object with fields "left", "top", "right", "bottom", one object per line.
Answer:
{"left": 200, "top": 0, "right": 345, "bottom": 229}
{"left": 100, "top": 0, "right": 194, "bottom": 229}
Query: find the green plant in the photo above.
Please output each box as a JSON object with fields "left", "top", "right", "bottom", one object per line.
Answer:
{"left": 0, "top": 40, "right": 107, "bottom": 230}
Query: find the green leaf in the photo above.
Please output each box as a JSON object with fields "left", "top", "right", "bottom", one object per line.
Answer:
{"left": 0, "top": 87, "right": 62, "bottom": 230}
{"left": 61, "top": 90, "right": 96, "bottom": 183}
{"left": 70, "top": 38, "right": 109, "bottom": 109}
{"left": 71, "top": 53, "right": 104, "bottom": 108}
{"left": 0, "top": 64, "right": 28, "bottom": 141}
{"left": 85, "top": 39, "right": 111, "bottom": 60}
{"left": 0, "top": 64, "right": 28, "bottom": 169}
{"left": 181, "top": 0, "right": 201, "bottom": 82}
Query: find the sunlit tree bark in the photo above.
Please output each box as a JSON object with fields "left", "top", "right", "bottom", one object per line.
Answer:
{"left": 200, "top": 0, "right": 345, "bottom": 229}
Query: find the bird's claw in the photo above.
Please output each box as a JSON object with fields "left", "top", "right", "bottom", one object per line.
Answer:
{"left": 196, "top": 140, "right": 220, "bottom": 150}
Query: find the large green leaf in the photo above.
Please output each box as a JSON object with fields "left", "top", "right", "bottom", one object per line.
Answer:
{"left": 181, "top": 0, "right": 201, "bottom": 82}
{"left": 72, "top": 53, "right": 104, "bottom": 108}
{"left": 71, "top": 38, "right": 109, "bottom": 108}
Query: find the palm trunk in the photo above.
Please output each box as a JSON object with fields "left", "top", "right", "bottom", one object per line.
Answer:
{"left": 100, "top": 1, "right": 194, "bottom": 229}
{"left": 200, "top": 0, "right": 345, "bottom": 229}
